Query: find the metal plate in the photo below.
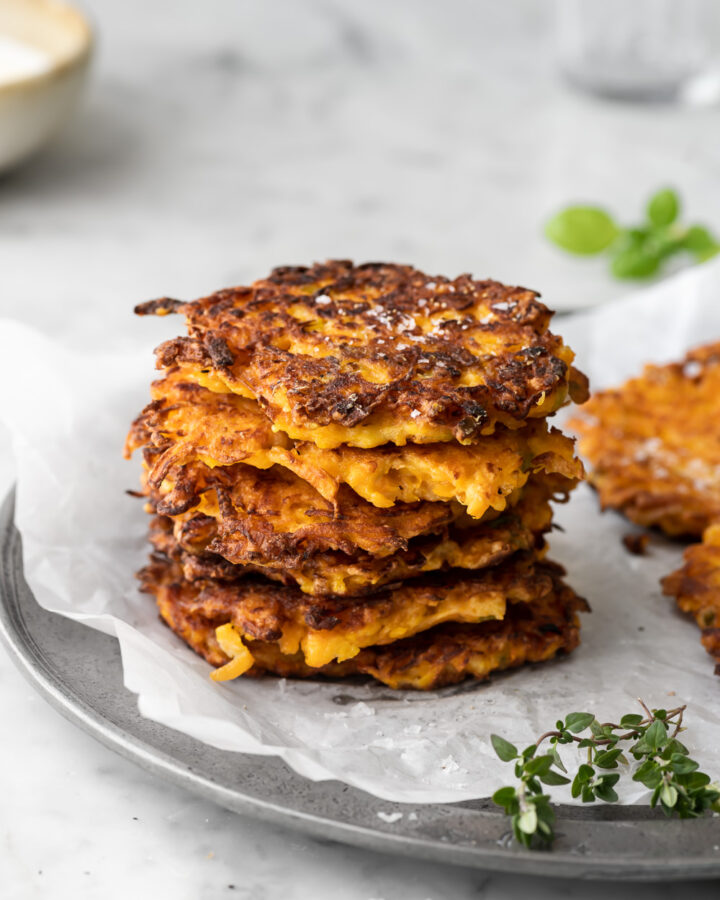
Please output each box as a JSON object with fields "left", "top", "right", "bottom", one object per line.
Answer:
{"left": 1, "top": 491, "right": 718, "bottom": 881}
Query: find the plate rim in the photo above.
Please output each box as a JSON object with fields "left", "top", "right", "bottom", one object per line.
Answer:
{"left": 1, "top": 488, "right": 719, "bottom": 881}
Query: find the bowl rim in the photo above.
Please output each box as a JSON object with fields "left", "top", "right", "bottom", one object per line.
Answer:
{"left": 0, "top": 0, "right": 93, "bottom": 97}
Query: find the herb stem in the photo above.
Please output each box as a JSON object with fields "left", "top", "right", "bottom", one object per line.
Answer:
{"left": 491, "top": 700, "right": 718, "bottom": 850}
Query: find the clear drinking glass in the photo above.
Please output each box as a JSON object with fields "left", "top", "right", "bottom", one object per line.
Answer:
{"left": 555, "top": 0, "right": 720, "bottom": 104}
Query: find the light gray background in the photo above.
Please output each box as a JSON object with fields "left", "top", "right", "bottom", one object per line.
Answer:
{"left": 2, "top": 1, "right": 720, "bottom": 896}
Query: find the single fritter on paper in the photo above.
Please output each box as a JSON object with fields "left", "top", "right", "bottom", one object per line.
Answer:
{"left": 662, "top": 524, "right": 720, "bottom": 675}
{"left": 570, "top": 341, "right": 720, "bottom": 676}
{"left": 570, "top": 343, "right": 720, "bottom": 537}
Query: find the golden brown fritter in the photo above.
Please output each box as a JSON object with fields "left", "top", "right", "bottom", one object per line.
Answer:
{"left": 661, "top": 523, "right": 720, "bottom": 675}
{"left": 144, "top": 452, "right": 576, "bottom": 577}
{"left": 128, "top": 367, "right": 584, "bottom": 517}
{"left": 249, "top": 587, "right": 587, "bottom": 690}
{"left": 126, "top": 367, "right": 583, "bottom": 519}
{"left": 137, "top": 260, "right": 588, "bottom": 449}
{"left": 149, "top": 477, "right": 555, "bottom": 596}
{"left": 570, "top": 342, "right": 720, "bottom": 537}
{"left": 143, "top": 552, "right": 587, "bottom": 683}
{"left": 148, "top": 461, "right": 473, "bottom": 559}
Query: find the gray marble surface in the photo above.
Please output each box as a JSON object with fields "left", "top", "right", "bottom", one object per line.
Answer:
{"left": 2, "top": 1, "right": 720, "bottom": 896}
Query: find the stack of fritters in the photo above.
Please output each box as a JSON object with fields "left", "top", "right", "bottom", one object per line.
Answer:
{"left": 127, "top": 260, "right": 589, "bottom": 689}
{"left": 570, "top": 342, "right": 720, "bottom": 675}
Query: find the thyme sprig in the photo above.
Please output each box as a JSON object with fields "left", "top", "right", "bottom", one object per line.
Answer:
{"left": 491, "top": 700, "right": 720, "bottom": 849}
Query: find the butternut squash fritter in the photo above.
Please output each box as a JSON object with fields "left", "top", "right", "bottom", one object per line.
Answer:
{"left": 662, "top": 523, "right": 720, "bottom": 675}
{"left": 147, "top": 461, "right": 471, "bottom": 558}
{"left": 126, "top": 367, "right": 583, "bottom": 519}
{"left": 148, "top": 477, "right": 556, "bottom": 596}
{"left": 142, "top": 553, "right": 587, "bottom": 682}
{"left": 137, "top": 260, "right": 588, "bottom": 449}
{"left": 144, "top": 454, "right": 575, "bottom": 574}
{"left": 570, "top": 342, "right": 720, "bottom": 536}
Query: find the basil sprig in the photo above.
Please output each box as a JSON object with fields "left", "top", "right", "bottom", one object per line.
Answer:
{"left": 545, "top": 188, "right": 720, "bottom": 280}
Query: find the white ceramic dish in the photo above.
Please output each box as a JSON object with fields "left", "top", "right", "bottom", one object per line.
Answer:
{"left": 0, "top": 0, "right": 92, "bottom": 173}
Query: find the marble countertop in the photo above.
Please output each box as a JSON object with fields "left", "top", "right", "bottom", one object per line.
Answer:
{"left": 2, "top": 1, "right": 720, "bottom": 896}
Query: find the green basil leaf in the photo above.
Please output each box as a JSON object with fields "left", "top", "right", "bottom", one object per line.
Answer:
{"left": 611, "top": 246, "right": 660, "bottom": 279}
{"left": 647, "top": 188, "right": 680, "bottom": 227}
{"left": 683, "top": 224, "right": 715, "bottom": 253}
{"left": 545, "top": 206, "right": 619, "bottom": 255}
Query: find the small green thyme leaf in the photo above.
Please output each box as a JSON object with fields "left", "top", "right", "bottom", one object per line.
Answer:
{"left": 660, "top": 783, "right": 679, "bottom": 809}
{"left": 550, "top": 745, "right": 567, "bottom": 773}
{"left": 645, "top": 719, "right": 668, "bottom": 751}
{"left": 540, "top": 770, "right": 571, "bottom": 786}
{"left": 517, "top": 806, "right": 538, "bottom": 835}
{"left": 684, "top": 772, "right": 711, "bottom": 791}
{"left": 633, "top": 760, "right": 662, "bottom": 790}
{"left": 492, "top": 786, "right": 517, "bottom": 809}
{"left": 594, "top": 782, "right": 619, "bottom": 803}
{"left": 670, "top": 756, "right": 699, "bottom": 775}
{"left": 620, "top": 713, "right": 644, "bottom": 728}
{"left": 594, "top": 748, "right": 623, "bottom": 769}
{"left": 589, "top": 719, "right": 607, "bottom": 739}
{"left": 565, "top": 712, "right": 596, "bottom": 733}
{"left": 570, "top": 773, "right": 583, "bottom": 799}
{"left": 491, "top": 734, "right": 518, "bottom": 762}
{"left": 525, "top": 755, "right": 553, "bottom": 777}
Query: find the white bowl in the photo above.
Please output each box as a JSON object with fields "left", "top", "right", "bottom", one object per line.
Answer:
{"left": 0, "top": 0, "right": 92, "bottom": 173}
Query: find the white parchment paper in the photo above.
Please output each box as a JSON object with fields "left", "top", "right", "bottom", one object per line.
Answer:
{"left": 3, "top": 259, "right": 720, "bottom": 805}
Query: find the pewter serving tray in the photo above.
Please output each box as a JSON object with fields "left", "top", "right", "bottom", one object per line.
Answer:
{"left": 1, "top": 492, "right": 718, "bottom": 881}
